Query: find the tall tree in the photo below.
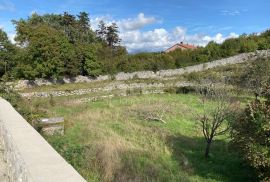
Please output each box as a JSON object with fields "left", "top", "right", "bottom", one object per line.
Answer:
{"left": 106, "top": 23, "right": 121, "bottom": 47}
{"left": 13, "top": 24, "right": 78, "bottom": 79}
{"left": 76, "top": 12, "right": 95, "bottom": 44}
{"left": 77, "top": 12, "right": 90, "bottom": 32}
{"left": 62, "top": 12, "right": 77, "bottom": 43}
{"left": 96, "top": 20, "right": 107, "bottom": 42}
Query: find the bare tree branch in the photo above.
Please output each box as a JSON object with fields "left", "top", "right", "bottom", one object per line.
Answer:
{"left": 196, "top": 84, "right": 234, "bottom": 158}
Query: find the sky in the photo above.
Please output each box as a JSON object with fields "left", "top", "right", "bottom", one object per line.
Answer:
{"left": 0, "top": 0, "right": 269, "bottom": 53}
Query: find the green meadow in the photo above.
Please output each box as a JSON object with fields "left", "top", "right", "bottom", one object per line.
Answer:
{"left": 31, "top": 93, "right": 256, "bottom": 182}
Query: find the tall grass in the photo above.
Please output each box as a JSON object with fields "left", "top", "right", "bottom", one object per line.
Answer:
{"left": 36, "top": 94, "right": 256, "bottom": 182}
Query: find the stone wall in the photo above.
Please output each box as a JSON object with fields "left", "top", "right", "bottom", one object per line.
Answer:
{"left": 20, "top": 81, "right": 193, "bottom": 98}
{"left": 14, "top": 50, "right": 270, "bottom": 90}
{"left": 0, "top": 98, "right": 86, "bottom": 182}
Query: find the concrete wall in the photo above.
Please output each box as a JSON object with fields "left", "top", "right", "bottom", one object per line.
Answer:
{"left": 0, "top": 98, "right": 86, "bottom": 182}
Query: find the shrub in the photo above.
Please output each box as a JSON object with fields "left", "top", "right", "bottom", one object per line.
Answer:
{"left": 163, "top": 87, "right": 177, "bottom": 94}
{"left": 176, "top": 86, "right": 196, "bottom": 94}
{"left": 230, "top": 85, "right": 270, "bottom": 181}
{"left": 184, "top": 72, "right": 202, "bottom": 82}
{"left": 0, "top": 80, "right": 45, "bottom": 123}
{"left": 126, "top": 88, "right": 143, "bottom": 95}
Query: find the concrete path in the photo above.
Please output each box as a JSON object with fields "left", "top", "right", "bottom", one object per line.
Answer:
{"left": 0, "top": 98, "right": 86, "bottom": 182}
{"left": 0, "top": 139, "right": 9, "bottom": 181}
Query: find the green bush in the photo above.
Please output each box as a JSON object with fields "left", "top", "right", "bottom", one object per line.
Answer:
{"left": 163, "top": 87, "right": 177, "bottom": 94}
{"left": 230, "top": 85, "right": 270, "bottom": 181}
{"left": 46, "top": 125, "right": 87, "bottom": 168}
{"left": 184, "top": 72, "right": 202, "bottom": 82}
{"left": 176, "top": 86, "right": 196, "bottom": 94}
{"left": 0, "top": 80, "right": 45, "bottom": 123}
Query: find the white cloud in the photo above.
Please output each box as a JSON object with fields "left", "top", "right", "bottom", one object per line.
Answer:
{"left": 120, "top": 29, "right": 170, "bottom": 52}
{"left": 91, "top": 15, "right": 114, "bottom": 30}
{"left": 173, "top": 27, "right": 186, "bottom": 41}
{"left": 118, "top": 13, "right": 157, "bottom": 31}
{"left": 221, "top": 9, "right": 248, "bottom": 16}
{"left": 91, "top": 13, "right": 157, "bottom": 32}
{"left": 7, "top": 33, "right": 16, "bottom": 44}
{"left": 121, "top": 26, "right": 239, "bottom": 53}
{"left": 0, "top": 1, "right": 15, "bottom": 11}
{"left": 90, "top": 14, "right": 239, "bottom": 53}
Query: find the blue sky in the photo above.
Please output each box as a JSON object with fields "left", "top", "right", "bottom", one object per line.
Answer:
{"left": 0, "top": 0, "right": 269, "bottom": 52}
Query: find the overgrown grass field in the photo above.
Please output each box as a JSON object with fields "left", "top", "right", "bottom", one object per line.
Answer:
{"left": 31, "top": 93, "right": 256, "bottom": 182}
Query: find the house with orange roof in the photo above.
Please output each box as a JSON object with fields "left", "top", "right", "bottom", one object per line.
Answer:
{"left": 165, "top": 42, "right": 197, "bottom": 53}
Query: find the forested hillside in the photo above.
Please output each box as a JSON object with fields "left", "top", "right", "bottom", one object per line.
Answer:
{"left": 0, "top": 12, "right": 270, "bottom": 80}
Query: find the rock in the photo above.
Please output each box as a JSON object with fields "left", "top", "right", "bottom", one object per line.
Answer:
{"left": 14, "top": 80, "right": 34, "bottom": 90}
{"left": 37, "top": 117, "right": 64, "bottom": 135}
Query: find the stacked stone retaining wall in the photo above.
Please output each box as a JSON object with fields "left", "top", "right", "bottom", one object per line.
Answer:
{"left": 14, "top": 50, "right": 270, "bottom": 90}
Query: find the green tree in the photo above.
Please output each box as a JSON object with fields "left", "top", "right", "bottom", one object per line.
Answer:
{"left": 220, "top": 38, "right": 240, "bottom": 57}
{"left": 76, "top": 12, "right": 95, "bottom": 44}
{"left": 13, "top": 23, "right": 78, "bottom": 79}
{"left": 77, "top": 12, "right": 90, "bottom": 32}
{"left": 82, "top": 45, "right": 102, "bottom": 77}
{"left": 205, "top": 41, "right": 222, "bottom": 60}
{"left": 240, "top": 38, "right": 258, "bottom": 53}
{"left": 106, "top": 23, "right": 121, "bottom": 47}
{"left": 96, "top": 20, "right": 107, "bottom": 42}
{"left": 0, "top": 29, "right": 16, "bottom": 78}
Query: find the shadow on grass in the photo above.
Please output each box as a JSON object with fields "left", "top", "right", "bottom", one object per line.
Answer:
{"left": 167, "top": 134, "right": 258, "bottom": 182}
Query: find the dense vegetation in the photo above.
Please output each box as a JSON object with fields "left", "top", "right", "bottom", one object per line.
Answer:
{"left": 0, "top": 12, "right": 270, "bottom": 80}
{"left": 231, "top": 86, "right": 270, "bottom": 182}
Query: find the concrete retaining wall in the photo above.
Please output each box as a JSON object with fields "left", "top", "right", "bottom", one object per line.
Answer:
{"left": 0, "top": 98, "right": 86, "bottom": 182}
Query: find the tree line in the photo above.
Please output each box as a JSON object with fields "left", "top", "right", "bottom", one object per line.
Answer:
{"left": 1, "top": 12, "right": 270, "bottom": 80}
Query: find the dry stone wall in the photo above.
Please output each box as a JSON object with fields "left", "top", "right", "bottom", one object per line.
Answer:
{"left": 20, "top": 82, "right": 193, "bottom": 98}
{"left": 15, "top": 50, "right": 270, "bottom": 90}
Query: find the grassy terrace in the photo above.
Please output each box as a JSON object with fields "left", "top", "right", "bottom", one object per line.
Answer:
{"left": 20, "top": 61, "right": 246, "bottom": 94}
{"left": 31, "top": 93, "right": 256, "bottom": 182}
